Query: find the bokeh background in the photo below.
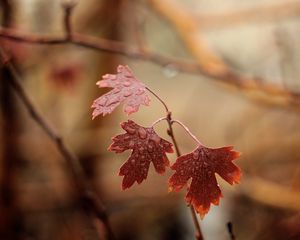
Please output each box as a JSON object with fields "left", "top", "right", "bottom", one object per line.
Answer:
{"left": 1, "top": 0, "right": 300, "bottom": 239}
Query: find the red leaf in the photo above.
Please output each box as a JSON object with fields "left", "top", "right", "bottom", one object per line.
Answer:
{"left": 109, "top": 120, "right": 173, "bottom": 190}
{"left": 91, "top": 65, "right": 150, "bottom": 118}
{"left": 169, "top": 145, "right": 241, "bottom": 218}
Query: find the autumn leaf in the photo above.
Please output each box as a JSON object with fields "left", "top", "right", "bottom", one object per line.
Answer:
{"left": 169, "top": 145, "right": 241, "bottom": 218}
{"left": 109, "top": 120, "right": 173, "bottom": 190}
{"left": 91, "top": 65, "right": 150, "bottom": 118}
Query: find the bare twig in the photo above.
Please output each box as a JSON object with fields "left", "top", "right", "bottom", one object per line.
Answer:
{"left": 146, "top": 86, "right": 169, "bottom": 113}
{"left": 195, "top": 1, "right": 300, "bottom": 30}
{"left": 227, "top": 222, "right": 236, "bottom": 240}
{"left": 148, "top": 0, "right": 300, "bottom": 108}
{"left": 166, "top": 117, "right": 204, "bottom": 240}
{"left": 172, "top": 119, "right": 203, "bottom": 146}
{"left": 1, "top": 27, "right": 300, "bottom": 109}
{"left": 151, "top": 117, "right": 167, "bottom": 128}
{"left": 0, "top": 48, "right": 115, "bottom": 240}
{"left": 147, "top": 88, "right": 204, "bottom": 240}
{"left": 62, "top": 0, "right": 77, "bottom": 40}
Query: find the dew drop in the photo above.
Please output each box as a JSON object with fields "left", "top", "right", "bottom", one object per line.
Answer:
{"left": 136, "top": 88, "right": 145, "bottom": 95}
{"left": 106, "top": 97, "right": 119, "bottom": 106}
{"left": 114, "top": 88, "right": 121, "bottom": 93}
{"left": 148, "top": 145, "right": 154, "bottom": 153}
{"left": 138, "top": 128, "right": 147, "bottom": 139}
{"left": 162, "top": 64, "right": 178, "bottom": 78}
{"left": 123, "top": 81, "right": 132, "bottom": 87}
{"left": 150, "top": 135, "right": 160, "bottom": 144}
{"left": 128, "top": 140, "right": 134, "bottom": 148}
{"left": 123, "top": 90, "right": 132, "bottom": 97}
{"left": 98, "top": 97, "right": 107, "bottom": 106}
{"left": 193, "top": 151, "right": 199, "bottom": 160}
{"left": 139, "top": 147, "right": 144, "bottom": 151}
{"left": 125, "top": 126, "right": 136, "bottom": 135}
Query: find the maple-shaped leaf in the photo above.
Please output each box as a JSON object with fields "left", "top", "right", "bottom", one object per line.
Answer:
{"left": 109, "top": 120, "right": 174, "bottom": 190}
{"left": 91, "top": 65, "right": 150, "bottom": 118}
{"left": 169, "top": 145, "right": 241, "bottom": 218}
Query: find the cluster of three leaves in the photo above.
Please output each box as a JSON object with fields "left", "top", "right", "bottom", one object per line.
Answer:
{"left": 92, "top": 65, "right": 241, "bottom": 217}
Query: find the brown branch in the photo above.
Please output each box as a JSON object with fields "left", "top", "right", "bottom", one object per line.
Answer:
{"left": 1, "top": 26, "right": 300, "bottom": 109}
{"left": 62, "top": 0, "right": 77, "bottom": 40}
{"left": 166, "top": 115, "right": 204, "bottom": 240}
{"left": 227, "top": 222, "right": 236, "bottom": 240}
{"left": 239, "top": 176, "right": 300, "bottom": 212}
{"left": 146, "top": 89, "right": 204, "bottom": 240}
{"left": 148, "top": 0, "right": 300, "bottom": 108}
{"left": 196, "top": 1, "right": 300, "bottom": 30}
{"left": 0, "top": 48, "right": 116, "bottom": 240}
{"left": 148, "top": 0, "right": 228, "bottom": 76}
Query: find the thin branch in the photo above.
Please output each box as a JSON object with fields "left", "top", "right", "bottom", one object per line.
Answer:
{"left": 0, "top": 48, "right": 116, "bottom": 240}
{"left": 189, "top": 206, "right": 204, "bottom": 240}
{"left": 195, "top": 1, "right": 300, "bottom": 30}
{"left": 151, "top": 117, "right": 167, "bottom": 128}
{"left": 146, "top": 86, "right": 169, "bottom": 113}
{"left": 172, "top": 119, "right": 202, "bottom": 146}
{"left": 62, "top": 0, "right": 77, "bottom": 40}
{"left": 227, "top": 222, "right": 236, "bottom": 240}
{"left": 148, "top": 0, "right": 300, "bottom": 108}
{"left": 149, "top": 89, "right": 204, "bottom": 240}
{"left": 1, "top": 27, "right": 300, "bottom": 109}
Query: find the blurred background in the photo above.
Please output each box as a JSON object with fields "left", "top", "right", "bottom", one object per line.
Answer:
{"left": 1, "top": 0, "right": 300, "bottom": 239}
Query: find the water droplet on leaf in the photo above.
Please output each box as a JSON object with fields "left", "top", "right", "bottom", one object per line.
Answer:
{"left": 138, "top": 128, "right": 147, "bottom": 139}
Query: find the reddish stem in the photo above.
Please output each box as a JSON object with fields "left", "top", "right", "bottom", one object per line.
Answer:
{"left": 147, "top": 87, "right": 204, "bottom": 240}
{"left": 172, "top": 119, "right": 203, "bottom": 146}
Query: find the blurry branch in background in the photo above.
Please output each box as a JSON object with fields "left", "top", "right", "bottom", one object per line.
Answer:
{"left": 131, "top": 0, "right": 148, "bottom": 53}
{"left": 0, "top": 3, "right": 116, "bottom": 240}
{"left": 226, "top": 222, "right": 236, "bottom": 240}
{"left": 148, "top": 0, "right": 300, "bottom": 108}
{"left": 239, "top": 176, "right": 300, "bottom": 212}
{"left": 195, "top": 1, "right": 300, "bottom": 29}
{"left": 0, "top": 48, "right": 115, "bottom": 240}
{"left": 1, "top": 2, "right": 300, "bottom": 109}
{"left": 62, "top": 0, "right": 77, "bottom": 40}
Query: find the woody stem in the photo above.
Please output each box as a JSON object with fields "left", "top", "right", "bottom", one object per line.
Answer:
{"left": 147, "top": 87, "right": 204, "bottom": 240}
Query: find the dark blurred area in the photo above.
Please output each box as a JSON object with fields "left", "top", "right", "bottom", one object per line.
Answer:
{"left": 1, "top": 0, "right": 300, "bottom": 240}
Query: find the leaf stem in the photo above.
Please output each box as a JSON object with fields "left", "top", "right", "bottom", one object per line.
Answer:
{"left": 151, "top": 117, "right": 167, "bottom": 128}
{"left": 172, "top": 119, "right": 203, "bottom": 146}
{"left": 148, "top": 87, "right": 204, "bottom": 240}
{"left": 146, "top": 86, "right": 169, "bottom": 113}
